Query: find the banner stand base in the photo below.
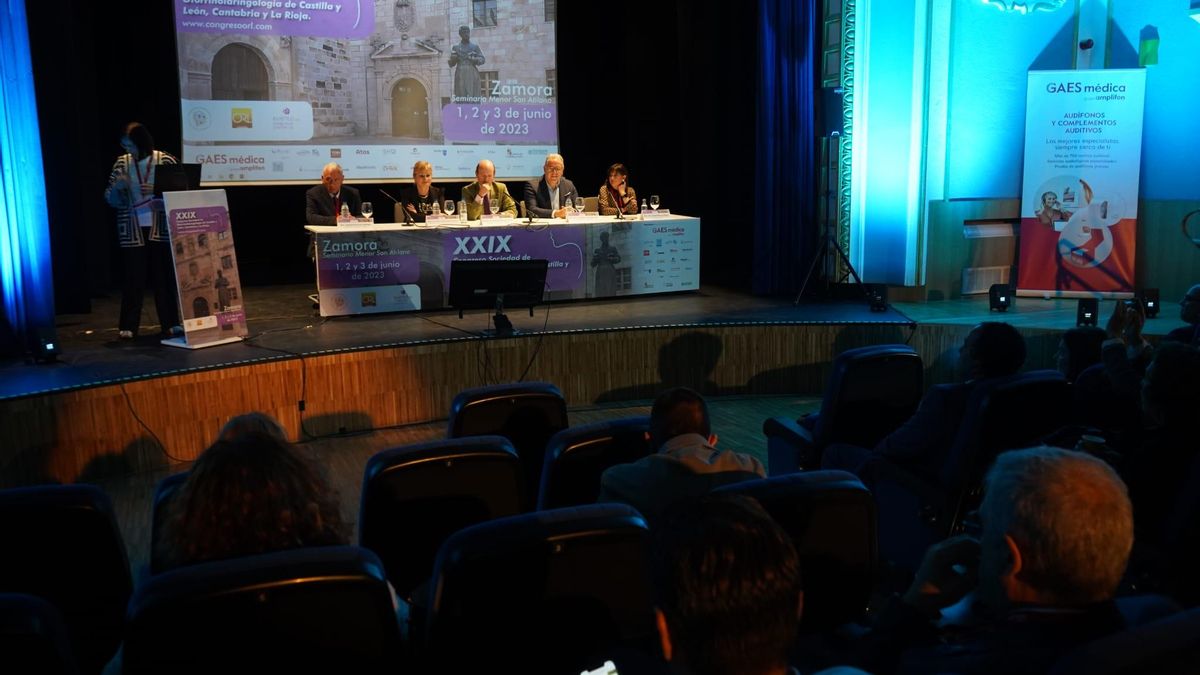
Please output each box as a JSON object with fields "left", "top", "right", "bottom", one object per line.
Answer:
{"left": 161, "top": 336, "right": 244, "bottom": 350}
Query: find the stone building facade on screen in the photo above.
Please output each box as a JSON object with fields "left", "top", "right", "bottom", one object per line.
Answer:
{"left": 175, "top": 0, "right": 557, "bottom": 143}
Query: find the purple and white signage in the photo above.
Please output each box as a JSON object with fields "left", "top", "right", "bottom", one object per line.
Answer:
{"left": 175, "top": 0, "right": 373, "bottom": 38}
{"left": 441, "top": 104, "right": 558, "bottom": 144}
{"left": 164, "top": 189, "right": 249, "bottom": 347}
{"left": 443, "top": 226, "right": 586, "bottom": 293}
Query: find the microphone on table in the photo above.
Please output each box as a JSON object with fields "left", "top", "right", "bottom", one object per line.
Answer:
{"left": 381, "top": 189, "right": 413, "bottom": 225}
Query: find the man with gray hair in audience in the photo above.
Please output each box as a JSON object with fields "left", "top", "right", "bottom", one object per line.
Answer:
{"left": 862, "top": 446, "right": 1134, "bottom": 675}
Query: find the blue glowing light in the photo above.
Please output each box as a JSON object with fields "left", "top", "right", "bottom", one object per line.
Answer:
{"left": 0, "top": 0, "right": 55, "bottom": 350}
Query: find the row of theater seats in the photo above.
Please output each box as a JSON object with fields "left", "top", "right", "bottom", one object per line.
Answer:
{"left": 763, "top": 344, "right": 1072, "bottom": 571}
{"left": 0, "top": 469, "right": 876, "bottom": 674}
{"left": 3, "top": 360, "right": 1199, "bottom": 672}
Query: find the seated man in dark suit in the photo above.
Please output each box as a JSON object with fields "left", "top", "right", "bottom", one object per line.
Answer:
{"left": 523, "top": 153, "right": 578, "bottom": 219}
{"left": 597, "top": 387, "right": 764, "bottom": 525}
{"left": 860, "top": 446, "right": 1133, "bottom": 675}
{"left": 1164, "top": 283, "right": 1200, "bottom": 347}
{"left": 305, "top": 162, "right": 362, "bottom": 225}
{"left": 822, "top": 321, "right": 1026, "bottom": 483}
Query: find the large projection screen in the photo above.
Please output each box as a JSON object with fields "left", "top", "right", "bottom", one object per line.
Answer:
{"left": 172, "top": 1, "right": 558, "bottom": 184}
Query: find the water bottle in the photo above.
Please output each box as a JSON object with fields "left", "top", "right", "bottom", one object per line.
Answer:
{"left": 641, "top": 198, "right": 649, "bottom": 212}
{"left": 458, "top": 200, "right": 467, "bottom": 222}
{"left": 431, "top": 200, "right": 441, "bottom": 216}
{"left": 340, "top": 203, "right": 350, "bottom": 221}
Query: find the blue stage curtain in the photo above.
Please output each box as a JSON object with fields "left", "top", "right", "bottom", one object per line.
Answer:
{"left": 0, "top": 0, "right": 55, "bottom": 352}
{"left": 754, "top": 0, "right": 817, "bottom": 295}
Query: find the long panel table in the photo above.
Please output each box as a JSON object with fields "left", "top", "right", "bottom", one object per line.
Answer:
{"left": 305, "top": 214, "right": 700, "bottom": 316}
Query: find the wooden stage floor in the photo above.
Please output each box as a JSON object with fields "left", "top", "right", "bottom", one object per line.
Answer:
{"left": 0, "top": 284, "right": 1186, "bottom": 487}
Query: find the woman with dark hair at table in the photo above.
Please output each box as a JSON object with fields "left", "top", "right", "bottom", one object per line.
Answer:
{"left": 598, "top": 163, "right": 639, "bottom": 216}
{"left": 103, "top": 122, "right": 182, "bottom": 340}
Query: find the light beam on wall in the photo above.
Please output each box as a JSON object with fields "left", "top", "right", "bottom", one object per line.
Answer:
{"left": 0, "top": 0, "right": 56, "bottom": 354}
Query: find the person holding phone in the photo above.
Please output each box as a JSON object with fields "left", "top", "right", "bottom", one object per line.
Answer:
{"left": 598, "top": 163, "right": 639, "bottom": 216}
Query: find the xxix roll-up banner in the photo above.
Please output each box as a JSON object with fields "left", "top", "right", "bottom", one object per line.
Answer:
{"left": 163, "top": 189, "right": 248, "bottom": 348}
{"left": 1017, "top": 69, "right": 1146, "bottom": 298}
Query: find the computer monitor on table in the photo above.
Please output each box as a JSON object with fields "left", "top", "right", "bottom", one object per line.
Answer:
{"left": 153, "top": 163, "right": 202, "bottom": 196}
{"left": 449, "top": 259, "right": 549, "bottom": 337}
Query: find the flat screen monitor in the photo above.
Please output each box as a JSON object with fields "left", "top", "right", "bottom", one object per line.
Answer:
{"left": 449, "top": 259, "right": 549, "bottom": 315}
{"left": 154, "top": 163, "right": 202, "bottom": 196}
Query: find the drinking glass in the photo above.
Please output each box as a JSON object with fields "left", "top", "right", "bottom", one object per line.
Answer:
{"left": 361, "top": 202, "right": 373, "bottom": 220}
{"left": 650, "top": 195, "right": 660, "bottom": 210}
{"left": 489, "top": 198, "right": 500, "bottom": 217}
{"left": 574, "top": 197, "right": 585, "bottom": 215}
{"left": 443, "top": 199, "right": 455, "bottom": 216}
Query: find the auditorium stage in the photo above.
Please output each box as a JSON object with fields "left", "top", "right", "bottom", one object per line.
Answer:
{"left": 0, "top": 284, "right": 1181, "bottom": 486}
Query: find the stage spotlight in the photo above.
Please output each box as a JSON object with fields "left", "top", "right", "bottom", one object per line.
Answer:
{"left": 1076, "top": 298, "right": 1099, "bottom": 327}
{"left": 1136, "top": 288, "right": 1160, "bottom": 318}
{"left": 30, "top": 328, "right": 60, "bottom": 364}
{"left": 988, "top": 284, "right": 1012, "bottom": 312}
{"left": 866, "top": 284, "right": 888, "bottom": 312}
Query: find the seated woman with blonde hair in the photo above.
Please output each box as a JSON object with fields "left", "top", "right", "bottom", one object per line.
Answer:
{"left": 598, "top": 163, "right": 639, "bottom": 216}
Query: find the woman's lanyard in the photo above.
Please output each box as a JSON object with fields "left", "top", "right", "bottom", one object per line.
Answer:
{"left": 130, "top": 153, "right": 156, "bottom": 229}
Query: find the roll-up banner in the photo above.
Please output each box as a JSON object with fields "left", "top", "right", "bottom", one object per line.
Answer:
{"left": 163, "top": 189, "right": 248, "bottom": 348}
{"left": 1017, "top": 69, "right": 1146, "bottom": 298}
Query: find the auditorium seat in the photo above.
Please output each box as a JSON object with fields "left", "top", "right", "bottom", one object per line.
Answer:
{"left": 447, "top": 381, "right": 569, "bottom": 507}
{"left": 537, "top": 416, "right": 652, "bottom": 510}
{"left": 122, "top": 546, "right": 401, "bottom": 675}
{"left": 869, "top": 370, "right": 1069, "bottom": 572}
{"left": 148, "top": 471, "right": 189, "bottom": 575}
{"left": 1050, "top": 605, "right": 1200, "bottom": 675}
{"left": 0, "top": 484, "right": 131, "bottom": 675}
{"left": 764, "top": 344, "right": 923, "bottom": 474}
{"left": 0, "top": 593, "right": 78, "bottom": 675}
{"left": 358, "top": 435, "right": 523, "bottom": 601}
{"left": 714, "top": 470, "right": 876, "bottom": 632}
{"left": 425, "top": 504, "right": 658, "bottom": 673}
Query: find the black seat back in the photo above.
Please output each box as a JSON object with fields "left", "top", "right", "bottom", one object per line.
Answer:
{"left": 538, "top": 416, "right": 653, "bottom": 509}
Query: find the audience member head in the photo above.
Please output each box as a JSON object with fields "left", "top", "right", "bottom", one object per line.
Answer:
{"left": 160, "top": 432, "right": 347, "bottom": 570}
{"left": 121, "top": 122, "right": 154, "bottom": 159}
{"left": 956, "top": 322, "right": 1026, "bottom": 381}
{"left": 978, "top": 446, "right": 1132, "bottom": 610}
{"left": 543, "top": 153, "right": 564, "bottom": 188}
{"left": 1180, "top": 284, "right": 1200, "bottom": 325}
{"left": 475, "top": 159, "right": 495, "bottom": 185}
{"left": 651, "top": 493, "right": 802, "bottom": 675}
{"left": 1055, "top": 327, "right": 1105, "bottom": 381}
{"left": 218, "top": 412, "right": 287, "bottom": 443}
{"left": 1141, "top": 342, "right": 1200, "bottom": 429}
{"left": 321, "top": 162, "right": 345, "bottom": 194}
{"left": 649, "top": 387, "right": 713, "bottom": 450}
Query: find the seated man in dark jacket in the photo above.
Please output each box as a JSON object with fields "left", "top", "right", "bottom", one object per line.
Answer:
{"left": 1164, "top": 283, "right": 1200, "bottom": 347}
{"left": 863, "top": 446, "right": 1133, "bottom": 675}
{"left": 822, "top": 321, "right": 1026, "bottom": 483}
{"left": 597, "top": 387, "right": 764, "bottom": 524}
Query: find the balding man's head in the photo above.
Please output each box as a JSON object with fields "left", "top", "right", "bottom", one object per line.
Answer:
{"left": 475, "top": 160, "right": 495, "bottom": 185}
{"left": 321, "top": 163, "right": 344, "bottom": 194}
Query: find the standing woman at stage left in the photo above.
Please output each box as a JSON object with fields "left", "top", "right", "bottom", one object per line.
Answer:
{"left": 104, "top": 122, "right": 181, "bottom": 340}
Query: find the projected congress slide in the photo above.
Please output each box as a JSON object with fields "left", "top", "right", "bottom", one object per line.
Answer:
{"left": 173, "top": 0, "right": 558, "bottom": 183}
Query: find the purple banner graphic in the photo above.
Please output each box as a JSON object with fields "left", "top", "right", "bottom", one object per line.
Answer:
{"left": 443, "top": 227, "right": 585, "bottom": 292}
{"left": 175, "top": 0, "right": 373, "bottom": 39}
{"left": 317, "top": 254, "right": 419, "bottom": 289}
{"left": 441, "top": 104, "right": 557, "bottom": 143}
{"left": 170, "top": 206, "right": 229, "bottom": 235}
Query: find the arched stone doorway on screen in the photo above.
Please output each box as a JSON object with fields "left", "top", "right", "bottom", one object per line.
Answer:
{"left": 391, "top": 78, "right": 430, "bottom": 138}
{"left": 211, "top": 43, "right": 269, "bottom": 100}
